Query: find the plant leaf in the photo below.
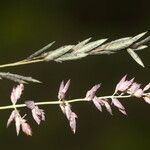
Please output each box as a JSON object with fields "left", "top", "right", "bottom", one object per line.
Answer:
{"left": 94, "top": 37, "right": 132, "bottom": 51}
{"left": 27, "top": 41, "right": 55, "bottom": 60}
{"left": 127, "top": 48, "right": 145, "bottom": 67}
{"left": 132, "top": 45, "right": 148, "bottom": 51}
{"left": 0, "top": 72, "right": 41, "bottom": 83}
{"left": 73, "top": 39, "right": 107, "bottom": 53}
{"left": 55, "top": 52, "right": 88, "bottom": 62}
{"left": 44, "top": 45, "right": 74, "bottom": 61}
{"left": 72, "top": 38, "right": 92, "bottom": 51}
{"left": 131, "top": 31, "right": 147, "bottom": 43}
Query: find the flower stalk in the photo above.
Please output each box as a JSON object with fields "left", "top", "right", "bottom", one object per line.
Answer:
{"left": 0, "top": 94, "right": 132, "bottom": 110}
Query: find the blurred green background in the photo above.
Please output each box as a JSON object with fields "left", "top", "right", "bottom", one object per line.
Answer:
{"left": 0, "top": 0, "right": 150, "bottom": 150}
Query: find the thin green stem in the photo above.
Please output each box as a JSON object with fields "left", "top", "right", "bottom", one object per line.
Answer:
{"left": 0, "top": 59, "right": 44, "bottom": 68}
{"left": 0, "top": 94, "right": 132, "bottom": 110}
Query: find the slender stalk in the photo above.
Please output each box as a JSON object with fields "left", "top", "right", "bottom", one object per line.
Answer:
{"left": 0, "top": 59, "right": 43, "bottom": 68}
{"left": 0, "top": 94, "right": 131, "bottom": 110}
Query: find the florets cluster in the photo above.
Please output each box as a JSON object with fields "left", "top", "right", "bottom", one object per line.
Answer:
{"left": 4, "top": 76, "right": 150, "bottom": 136}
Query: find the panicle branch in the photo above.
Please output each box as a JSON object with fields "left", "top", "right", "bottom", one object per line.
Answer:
{"left": 0, "top": 31, "right": 149, "bottom": 69}
{"left": 0, "top": 75, "right": 149, "bottom": 136}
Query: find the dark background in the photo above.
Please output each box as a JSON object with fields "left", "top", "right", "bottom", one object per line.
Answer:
{"left": 0, "top": 0, "right": 150, "bottom": 150}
